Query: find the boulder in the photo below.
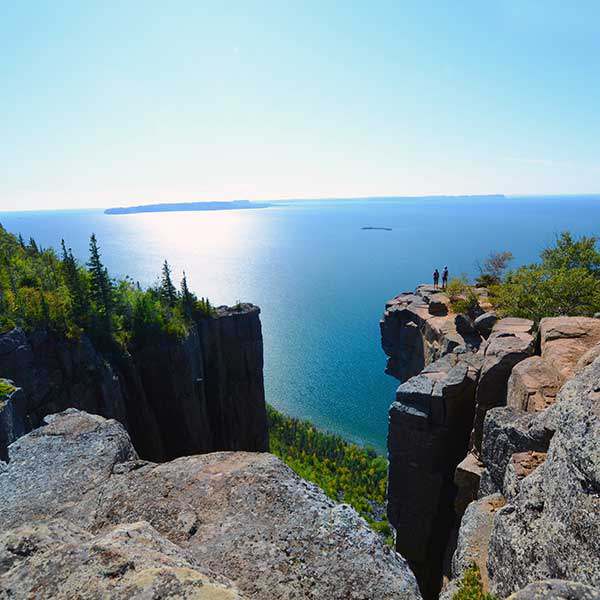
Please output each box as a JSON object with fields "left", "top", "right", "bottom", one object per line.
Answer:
{"left": 507, "top": 580, "right": 600, "bottom": 600}
{"left": 450, "top": 494, "right": 506, "bottom": 590}
{"left": 428, "top": 294, "right": 450, "bottom": 316}
{"left": 0, "top": 410, "right": 422, "bottom": 600}
{"left": 506, "top": 356, "right": 562, "bottom": 412}
{"left": 487, "top": 356, "right": 600, "bottom": 596}
{"left": 453, "top": 452, "right": 484, "bottom": 518}
{"left": 503, "top": 451, "right": 547, "bottom": 502}
{"left": 540, "top": 316, "right": 600, "bottom": 381}
{"left": 492, "top": 318, "right": 534, "bottom": 335}
{"left": 481, "top": 406, "right": 552, "bottom": 491}
{"left": 473, "top": 312, "right": 498, "bottom": 338}
{"left": 0, "top": 519, "right": 245, "bottom": 599}
{"left": 470, "top": 327, "right": 535, "bottom": 452}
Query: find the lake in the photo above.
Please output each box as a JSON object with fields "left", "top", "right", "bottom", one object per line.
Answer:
{"left": 2, "top": 195, "right": 599, "bottom": 451}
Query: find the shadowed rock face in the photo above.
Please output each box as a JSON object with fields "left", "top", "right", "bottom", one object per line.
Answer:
{"left": 387, "top": 351, "right": 482, "bottom": 599}
{"left": 0, "top": 410, "right": 422, "bottom": 600}
{"left": 0, "top": 304, "right": 267, "bottom": 462}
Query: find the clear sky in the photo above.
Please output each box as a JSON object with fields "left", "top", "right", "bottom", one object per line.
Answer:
{"left": 1, "top": 1, "right": 599, "bottom": 210}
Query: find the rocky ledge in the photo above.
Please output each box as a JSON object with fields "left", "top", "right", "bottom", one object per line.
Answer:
{"left": 382, "top": 286, "right": 600, "bottom": 599}
{"left": 0, "top": 409, "right": 421, "bottom": 600}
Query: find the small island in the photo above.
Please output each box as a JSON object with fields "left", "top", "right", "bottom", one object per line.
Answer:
{"left": 105, "top": 200, "right": 272, "bottom": 215}
{"left": 362, "top": 226, "right": 392, "bottom": 231}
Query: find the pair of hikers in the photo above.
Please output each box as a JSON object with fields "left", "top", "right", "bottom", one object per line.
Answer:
{"left": 433, "top": 266, "right": 448, "bottom": 289}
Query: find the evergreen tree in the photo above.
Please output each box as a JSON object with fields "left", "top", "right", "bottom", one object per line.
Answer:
{"left": 28, "top": 237, "right": 39, "bottom": 254}
{"left": 160, "top": 260, "right": 177, "bottom": 307}
{"left": 87, "top": 234, "right": 112, "bottom": 322}
{"left": 18, "top": 234, "right": 25, "bottom": 249}
{"left": 61, "top": 240, "right": 87, "bottom": 323}
{"left": 180, "top": 271, "right": 195, "bottom": 317}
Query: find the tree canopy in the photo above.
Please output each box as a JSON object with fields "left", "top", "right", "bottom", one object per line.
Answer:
{"left": 0, "top": 224, "right": 215, "bottom": 349}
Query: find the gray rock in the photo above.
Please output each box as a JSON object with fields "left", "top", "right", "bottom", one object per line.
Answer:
{"left": 488, "top": 356, "right": 600, "bottom": 596}
{"left": 0, "top": 410, "right": 422, "bottom": 600}
{"left": 388, "top": 352, "right": 481, "bottom": 598}
{"left": 506, "top": 356, "right": 562, "bottom": 413}
{"left": 507, "top": 580, "right": 600, "bottom": 600}
{"left": 0, "top": 519, "right": 246, "bottom": 599}
{"left": 503, "top": 451, "right": 547, "bottom": 503}
{"left": 473, "top": 312, "right": 498, "bottom": 338}
{"left": 477, "top": 468, "right": 500, "bottom": 498}
{"left": 381, "top": 286, "right": 482, "bottom": 382}
{"left": 451, "top": 494, "right": 506, "bottom": 589}
{"left": 0, "top": 382, "right": 27, "bottom": 462}
{"left": 481, "top": 406, "right": 553, "bottom": 491}
{"left": 470, "top": 328, "right": 536, "bottom": 452}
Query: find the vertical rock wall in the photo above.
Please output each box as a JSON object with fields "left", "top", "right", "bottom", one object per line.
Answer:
{"left": 0, "top": 304, "right": 267, "bottom": 462}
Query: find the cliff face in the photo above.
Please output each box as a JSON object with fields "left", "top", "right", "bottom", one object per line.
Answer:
{"left": 0, "top": 303, "right": 267, "bottom": 462}
{"left": 0, "top": 410, "right": 422, "bottom": 600}
{"left": 382, "top": 287, "right": 600, "bottom": 599}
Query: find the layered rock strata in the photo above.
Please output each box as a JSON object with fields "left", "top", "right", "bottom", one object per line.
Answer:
{"left": 383, "top": 287, "right": 600, "bottom": 598}
{"left": 0, "top": 410, "right": 422, "bottom": 600}
{"left": 0, "top": 304, "right": 267, "bottom": 462}
{"left": 381, "top": 286, "right": 483, "bottom": 382}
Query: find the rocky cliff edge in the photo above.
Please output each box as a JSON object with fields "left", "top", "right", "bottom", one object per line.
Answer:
{"left": 0, "top": 409, "right": 421, "bottom": 600}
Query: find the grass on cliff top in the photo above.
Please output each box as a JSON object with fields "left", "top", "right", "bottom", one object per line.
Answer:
{"left": 452, "top": 566, "right": 498, "bottom": 600}
{"left": 0, "top": 379, "right": 16, "bottom": 409}
{"left": 267, "top": 405, "right": 393, "bottom": 544}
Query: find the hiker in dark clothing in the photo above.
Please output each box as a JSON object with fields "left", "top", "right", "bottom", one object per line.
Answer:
{"left": 442, "top": 266, "right": 449, "bottom": 289}
{"left": 433, "top": 268, "right": 440, "bottom": 289}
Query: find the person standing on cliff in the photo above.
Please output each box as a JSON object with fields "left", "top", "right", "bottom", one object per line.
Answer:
{"left": 442, "top": 266, "right": 449, "bottom": 289}
{"left": 433, "top": 268, "right": 440, "bottom": 289}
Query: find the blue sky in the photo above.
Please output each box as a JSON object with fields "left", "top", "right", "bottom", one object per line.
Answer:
{"left": 1, "top": 1, "right": 599, "bottom": 210}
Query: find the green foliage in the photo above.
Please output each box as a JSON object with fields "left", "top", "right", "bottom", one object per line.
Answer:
{"left": 267, "top": 404, "right": 393, "bottom": 544}
{"left": 452, "top": 565, "right": 497, "bottom": 600}
{"left": 0, "top": 225, "right": 215, "bottom": 350}
{"left": 491, "top": 232, "right": 600, "bottom": 323}
{"left": 0, "top": 379, "right": 16, "bottom": 402}
{"left": 446, "top": 276, "right": 479, "bottom": 314}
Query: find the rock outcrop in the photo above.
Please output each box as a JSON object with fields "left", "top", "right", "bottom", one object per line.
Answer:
{"left": 0, "top": 381, "right": 26, "bottom": 462}
{"left": 0, "top": 410, "right": 422, "bottom": 600}
{"left": 387, "top": 351, "right": 482, "bottom": 599}
{"left": 381, "top": 286, "right": 482, "bottom": 382}
{"left": 0, "top": 304, "right": 267, "bottom": 462}
{"left": 487, "top": 355, "right": 600, "bottom": 596}
{"left": 382, "top": 286, "right": 600, "bottom": 599}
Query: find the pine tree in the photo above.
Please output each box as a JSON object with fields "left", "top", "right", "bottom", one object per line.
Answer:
{"left": 61, "top": 240, "right": 88, "bottom": 323}
{"left": 87, "top": 234, "right": 112, "bottom": 322}
{"left": 28, "top": 237, "right": 39, "bottom": 254}
{"left": 18, "top": 234, "right": 25, "bottom": 249}
{"left": 160, "top": 260, "right": 177, "bottom": 307}
{"left": 180, "top": 271, "right": 195, "bottom": 317}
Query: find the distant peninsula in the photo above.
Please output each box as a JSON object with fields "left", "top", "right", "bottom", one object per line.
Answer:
{"left": 105, "top": 200, "right": 272, "bottom": 215}
{"left": 362, "top": 226, "right": 392, "bottom": 231}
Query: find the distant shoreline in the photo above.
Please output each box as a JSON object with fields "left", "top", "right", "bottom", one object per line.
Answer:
{"left": 362, "top": 226, "right": 392, "bottom": 231}
{"left": 105, "top": 200, "right": 273, "bottom": 215}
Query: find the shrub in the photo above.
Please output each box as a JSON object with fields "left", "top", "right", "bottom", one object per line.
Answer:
{"left": 452, "top": 565, "right": 497, "bottom": 600}
{"left": 491, "top": 233, "right": 600, "bottom": 323}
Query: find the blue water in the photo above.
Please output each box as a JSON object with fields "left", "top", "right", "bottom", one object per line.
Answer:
{"left": 2, "top": 195, "right": 599, "bottom": 451}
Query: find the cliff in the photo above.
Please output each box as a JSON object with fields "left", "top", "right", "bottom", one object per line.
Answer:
{"left": 0, "top": 409, "right": 421, "bottom": 599}
{"left": 0, "top": 303, "right": 267, "bottom": 462}
{"left": 382, "top": 287, "right": 600, "bottom": 599}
